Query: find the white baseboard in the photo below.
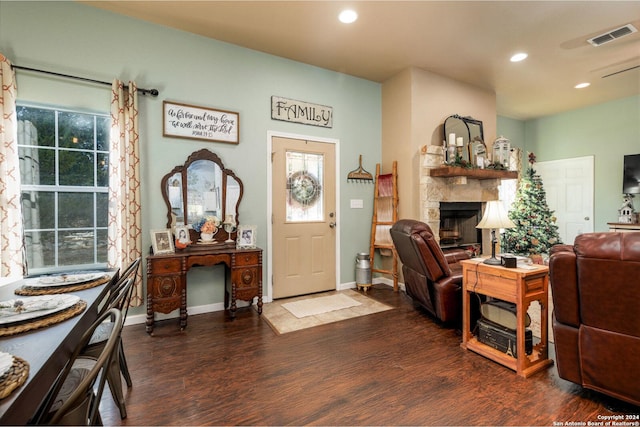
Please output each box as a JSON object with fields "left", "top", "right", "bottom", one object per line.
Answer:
{"left": 126, "top": 279, "right": 405, "bottom": 326}
{"left": 372, "top": 277, "right": 406, "bottom": 292}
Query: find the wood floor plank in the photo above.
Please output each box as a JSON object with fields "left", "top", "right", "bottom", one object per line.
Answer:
{"left": 100, "top": 285, "right": 638, "bottom": 425}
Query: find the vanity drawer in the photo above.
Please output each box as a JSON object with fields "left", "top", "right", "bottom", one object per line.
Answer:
{"left": 148, "top": 257, "right": 182, "bottom": 274}
{"left": 233, "top": 267, "right": 260, "bottom": 288}
{"left": 234, "top": 252, "right": 259, "bottom": 266}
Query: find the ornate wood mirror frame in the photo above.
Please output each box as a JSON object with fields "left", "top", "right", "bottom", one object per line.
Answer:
{"left": 161, "top": 149, "right": 243, "bottom": 245}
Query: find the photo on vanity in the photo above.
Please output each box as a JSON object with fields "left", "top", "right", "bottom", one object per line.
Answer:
{"left": 151, "top": 229, "right": 175, "bottom": 255}
{"left": 237, "top": 225, "right": 256, "bottom": 249}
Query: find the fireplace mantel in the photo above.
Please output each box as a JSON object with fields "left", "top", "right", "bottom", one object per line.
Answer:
{"left": 421, "top": 144, "right": 517, "bottom": 256}
{"left": 429, "top": 166, "right": 517, "bottom": 180}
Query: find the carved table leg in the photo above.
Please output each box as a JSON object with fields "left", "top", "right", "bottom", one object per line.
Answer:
{"left": 230, "top": 283, "right": 237, "bottom": 319}
{"left": 257, "top": 295, "right": 263, "bottom": 314}
{"left": 257, "top": 277, "right": 263, "bottom": 314}
{"left": 180, "top": 288, "right": 188, "bottom": 330}
{"left": 146, "top": 293, "right": 154, "bottom": 335}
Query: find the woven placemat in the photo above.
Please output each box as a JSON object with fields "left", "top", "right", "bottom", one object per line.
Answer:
{"left": 0, "top": 301, "right": 87, "bottom": 337}
{"left": 14, "top": 274, "right": 110, "bottom": 296}
{"left": 0, "top": 356, "right": 29, "bottom": 400}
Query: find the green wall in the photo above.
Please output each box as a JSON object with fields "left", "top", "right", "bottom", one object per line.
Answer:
{"left": 0, "top": 1, "right": 382, "bottom": 316}
{"left": 524, "top": 95, "right": 640, "bottom": 232}
{"left": 499, "top": 95, "right": 640, "bottom": 233}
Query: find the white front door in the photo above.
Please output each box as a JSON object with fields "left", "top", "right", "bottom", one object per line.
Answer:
{"left": 270, "top": 135, "right": 337, "bottom": 299}
{"left": 537, "top": 156, "right": 594, "bottom": 245}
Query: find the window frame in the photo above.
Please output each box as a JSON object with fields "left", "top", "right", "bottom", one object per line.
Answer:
{"left": 17, "top": 102, "right": 110, "bottom": 275}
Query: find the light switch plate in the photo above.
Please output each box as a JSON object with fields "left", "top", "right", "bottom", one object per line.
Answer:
{"left": 350, "top": 199, "right": 364, "bottom": 209}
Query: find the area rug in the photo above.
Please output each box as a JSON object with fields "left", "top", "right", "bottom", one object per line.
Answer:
{"left": 261, "top": 289, "right": 394, "bottom": 335}
{"left": 282, "top": 293, "right": 361, "bottom": 318}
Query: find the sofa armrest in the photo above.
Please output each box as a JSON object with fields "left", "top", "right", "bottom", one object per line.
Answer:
{"left": 549, "top": 244, "right": 581, "bottom": 327}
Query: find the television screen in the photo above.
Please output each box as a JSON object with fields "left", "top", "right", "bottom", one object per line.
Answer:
{"left": 623, "top": 154, "right": 640, "bottom": 194}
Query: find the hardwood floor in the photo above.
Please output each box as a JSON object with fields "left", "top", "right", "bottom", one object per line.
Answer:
{"left": 101, "top": 285, "right": 638, "bottom": 426}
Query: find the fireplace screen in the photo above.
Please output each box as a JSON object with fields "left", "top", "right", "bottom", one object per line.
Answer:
{"left": 439, "top": 202, "right": 482, "bottom": 252}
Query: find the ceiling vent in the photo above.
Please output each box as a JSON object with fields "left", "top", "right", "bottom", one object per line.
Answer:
{"left": 588, "top": 24, "right": 637, "bottom": 47}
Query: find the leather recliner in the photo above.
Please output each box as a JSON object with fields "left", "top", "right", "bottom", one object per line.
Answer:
{"left": 549, "top": 232, "right": 640, "bottom": 406}
{"left": 390, "top": 219, "right": 470, "bottom": 324}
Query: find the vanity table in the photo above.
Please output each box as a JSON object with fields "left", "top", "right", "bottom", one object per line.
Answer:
{"left": 146, "top": 245, "right": 262, "bottom": 334}
{"left": 146, "top": 149, "right": 262, "bottom": 334}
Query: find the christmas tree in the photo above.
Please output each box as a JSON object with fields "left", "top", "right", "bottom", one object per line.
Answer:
{"left": 502, "top": 153, "right": 562, "bottom": 255}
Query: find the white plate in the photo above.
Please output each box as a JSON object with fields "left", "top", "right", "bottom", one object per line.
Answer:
{"left": 0, "top": 352, "right": 14, "bottom": 378}
{"left": 24, "top": 272, "right": 104, "bottom": 288}
{"left": 0, "top": 294, "right": 81, "bottom": 325}
{"left": 197, "top": 240, "right": 219, "bottom": 245}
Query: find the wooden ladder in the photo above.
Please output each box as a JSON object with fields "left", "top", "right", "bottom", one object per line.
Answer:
{"left": 367, "top": 161, "right": 398, "bottom": 292}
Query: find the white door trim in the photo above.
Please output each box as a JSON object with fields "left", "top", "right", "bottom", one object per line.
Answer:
{"left": 266, "top": 130, "right": 340, "bottom": 303}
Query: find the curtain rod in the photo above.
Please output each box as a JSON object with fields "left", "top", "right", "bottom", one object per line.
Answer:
{"left": 12, "top": 65, "right": 160, "bottom": 97}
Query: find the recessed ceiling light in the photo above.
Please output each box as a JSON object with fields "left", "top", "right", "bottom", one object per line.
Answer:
{"left": 575, "top": 82, "right": 591, "bottom": 89}
{"left": 510, "top": 53, "right": 528, "bottom": 62}
{"left": 339, "top": 9, "right": 358, "bottom": 24}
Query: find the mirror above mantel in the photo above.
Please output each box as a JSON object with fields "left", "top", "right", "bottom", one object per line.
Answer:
{"left": 161, "top": 149, "right": 243, "bottom": 245}
{"left": 443, "top": 114, "right": 485, "bottom": 165}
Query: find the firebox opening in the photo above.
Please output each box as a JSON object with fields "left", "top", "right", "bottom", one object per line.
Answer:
{"left": 439, "top": 202, "right": 482, "bottom": 253}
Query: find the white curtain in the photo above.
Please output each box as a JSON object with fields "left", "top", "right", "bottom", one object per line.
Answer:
{"left": 108, "top": 80, "right": 142, "bottom": 306}
{"left": 0, "top": 53, "right": 25, "bottom": 278}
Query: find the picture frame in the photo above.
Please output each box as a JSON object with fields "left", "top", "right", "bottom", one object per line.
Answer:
{"left": 151, "top": 229, "right": 175, "bottom": 255}
{"left": 236, "top": 225, "right": 257, "bottom": 249}
{"left": 163, "top": 101, "right": 239, "bottom": 144}
{"left": 174, "top": 225, "right": 192, "bottom": 247}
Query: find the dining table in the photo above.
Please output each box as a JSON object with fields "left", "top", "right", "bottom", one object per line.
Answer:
{"left": 0, "top": 269, "right": 117, "bottom": 425}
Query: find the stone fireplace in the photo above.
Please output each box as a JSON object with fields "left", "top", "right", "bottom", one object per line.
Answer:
{"left": 420, "top": 144, "right": 504, "bottom": 255}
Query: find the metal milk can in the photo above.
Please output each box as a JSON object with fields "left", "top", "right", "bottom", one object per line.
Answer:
{"left": 355, "top": 252, "right": 372, "bottom": 287}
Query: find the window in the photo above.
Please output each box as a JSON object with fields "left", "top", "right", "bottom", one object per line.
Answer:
{"left": 17, "top": 104, "right": 110, "bottom": 274}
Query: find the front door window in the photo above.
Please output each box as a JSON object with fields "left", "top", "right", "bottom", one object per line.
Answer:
{"left": 285, "top": 151, "right": 323, "bottom": 222}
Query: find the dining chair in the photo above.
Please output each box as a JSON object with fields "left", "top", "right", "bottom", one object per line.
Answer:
{"left": 82, "top": 276, "right": 136, "bottom": 419}
{"left": 99, "top": 257, "right": 141, "bottom": 317}
{"left": 93, "top": 257, "right": 140, "bottom": 384}
{"left": 35, "top": 308, "right": 122, "bottom": 425}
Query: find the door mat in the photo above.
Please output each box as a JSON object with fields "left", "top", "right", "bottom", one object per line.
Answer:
{"left": 282, "top": 293, "right": 361, "bottom": 318}
{"left": 260, "top": 289, "right": 394, "bottom": 335}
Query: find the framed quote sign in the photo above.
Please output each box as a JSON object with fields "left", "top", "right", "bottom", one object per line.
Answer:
{"left": 163, "top": 101, "right": 239, "bottom": 144}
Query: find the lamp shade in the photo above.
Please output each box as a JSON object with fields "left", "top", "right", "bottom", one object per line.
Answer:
{"left": 476, "top": 200, "right": 515, "bottom": 230}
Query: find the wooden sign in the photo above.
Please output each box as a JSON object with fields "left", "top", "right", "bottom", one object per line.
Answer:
{"left": 271, "top": 96, "right": 333, "bottom": 128}
{"left": 163, "top": 101, "right": 239, "bottom": 144}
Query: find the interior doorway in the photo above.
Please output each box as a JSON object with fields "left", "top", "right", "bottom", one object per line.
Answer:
{"left": 536, "top": 156, "right": 594, "bottom": 245}
{"left": 268, "top": 132, "right": 339, "bottom": 300}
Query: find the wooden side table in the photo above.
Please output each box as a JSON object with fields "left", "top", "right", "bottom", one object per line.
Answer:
{"left": 460, "top": 258, "right": 554, "bottom": 378}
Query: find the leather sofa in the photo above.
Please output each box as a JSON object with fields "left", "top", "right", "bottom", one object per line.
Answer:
{"left": 390, "top": 219, "right": 471, "bottom": 324}
{"left": 549, "top": 232, "right": 640, "bottom": 406}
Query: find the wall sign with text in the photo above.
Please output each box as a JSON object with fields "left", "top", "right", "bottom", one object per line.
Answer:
{"left": 271, "top": 96, "right": 333, "bottom": 128}
{"left": 163, "top": 101, "right": 239, "bottom": 144}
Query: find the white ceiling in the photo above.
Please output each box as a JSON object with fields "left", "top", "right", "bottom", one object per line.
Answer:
{"left": 85, "top": 1, "right": 640, "bottom": 120}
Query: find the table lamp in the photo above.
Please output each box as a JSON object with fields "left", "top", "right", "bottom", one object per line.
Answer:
{"left": 476, "top": 200, "right": 515, "bottom": 265}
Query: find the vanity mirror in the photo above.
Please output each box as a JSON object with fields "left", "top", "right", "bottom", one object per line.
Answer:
{"left": 443, "top": 114, "right": 485, "bottom": 165}
{"left": 161, "top": 149, "right": 243, "bottom": 245}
